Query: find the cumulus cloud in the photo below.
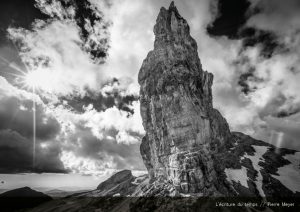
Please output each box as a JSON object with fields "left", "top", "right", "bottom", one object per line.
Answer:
{"left": 53, "top": 100, "right": 144, "bottom": 140}
{"left": 81, "top": 101, "right": 144, "bottom": 140}
{"left": 59, "top": 122, "right": 145, "bottom": 175}
{"left": 47, "top": 97, "right": 145, "bottom": 174}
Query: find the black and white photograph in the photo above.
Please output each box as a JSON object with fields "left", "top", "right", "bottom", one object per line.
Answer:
{"left": 0, "top": 0, "right": 299, "bottom": 211}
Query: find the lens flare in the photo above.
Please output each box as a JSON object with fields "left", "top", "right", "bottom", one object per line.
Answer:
{"left": 0, "top": 56, "right": 40, "bottom": 170}
{"left": 31, "top": 85, "right": 36, "bottom": 169}
{"left": 15, "top": 70, "right": 39, "bottom": 169}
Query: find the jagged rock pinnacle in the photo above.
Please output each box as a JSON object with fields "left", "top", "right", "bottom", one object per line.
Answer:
{"left": 136, "top": 2, "right": 300, "bottom": 198}
{"left": 154, "top": 1, "right": 192, "bottom": 48}
{"left": 138, "top": 2, "right": 231, "bottom": 195}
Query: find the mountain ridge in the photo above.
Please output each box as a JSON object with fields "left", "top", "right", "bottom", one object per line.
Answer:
{"left": 0, "top": 186, "right": 52, "bottom": 211}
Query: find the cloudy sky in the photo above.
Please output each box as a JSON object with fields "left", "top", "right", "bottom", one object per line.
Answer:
{"left": 0, "top": 0, "right": 299, "bottom": 190}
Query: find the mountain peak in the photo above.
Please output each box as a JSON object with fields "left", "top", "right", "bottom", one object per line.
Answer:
{"left": 138, "top": 2, "right": 232, "bottom": 195}
{"left": 169, "top": 1, "right": 175, "bottom": 8}
{"left": 138, "top": 3, "right": 202, "bottom": 86}
{"left": 168, "top": 1, "right": 179, "bottom": 15}
{"left": 97, "top": 169, "right": 134, "bottom": 191}
{"left": 154, "top": 1, "right": 195, "bottom": 51}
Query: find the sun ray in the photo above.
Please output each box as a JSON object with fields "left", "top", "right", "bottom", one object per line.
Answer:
{"left": 32, "top": 86, "right": 36, "bottom": 169}
{"left": 2, "top": 53, "right": 38, "bottom": 171}
{"left": 1, "top": 41, "right": 40, "bottom": 171}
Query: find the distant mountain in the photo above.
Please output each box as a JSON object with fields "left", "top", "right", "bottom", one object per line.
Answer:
{"left": 0, "top": 188, "right": 8, "bottom": 194}
{"left": 44, "top": 189, "right": 89, "bottom": 198}
{"left": 34, "top": 186, "right": 90, "bottom": 192}
{"left": 0, "top": 186, "right": 52, "bottom": 211}
{"left": 0, "top": 186, "right": 52, "bottom": 198}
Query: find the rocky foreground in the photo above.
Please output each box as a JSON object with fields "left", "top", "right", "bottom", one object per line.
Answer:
{"left": 25, "top": 2, "right": 299, "bottom": 212}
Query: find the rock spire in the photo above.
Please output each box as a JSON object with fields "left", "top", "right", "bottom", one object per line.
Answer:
{"left": 138, "top": 2, "right": 231, "bottom": 195}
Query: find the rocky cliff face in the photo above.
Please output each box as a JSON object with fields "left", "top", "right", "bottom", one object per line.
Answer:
{"left": 92, "top": 170, "right": 147, "bottom": 197}
{"left": 138, "top": 2, "right": 300, "bottom": 197}
{"left": 97, "top": 170, "right": 134, "bottom": 191}
{"left": 139, "top": 2, "right": 231, "bottom": 195}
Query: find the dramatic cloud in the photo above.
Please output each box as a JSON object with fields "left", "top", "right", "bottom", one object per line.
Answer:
{"left": 8, "top": 20, "right": 105, "bottom": 95}
{"left": 60, "top": 125, "right": 145, "bottom": 175}
{"left": 0, "top": 75, "right": 145, "bottom": 174}
{"left": 232, "top": 0, "right": 300, "bottom": 149}
{"left": 7, "top": 0, "right": 110, "bottom": 96}
{"left": 0, "top": 0, "right": 153, "bottom": 175}
{"left": 62, "top": 78, "right": 139, "bottom": 114}
{"left": 52, "top": 99, "right": 145, "bottom": 174}
{"left": 1, "top": 0, "right": 299, "bottom": 178}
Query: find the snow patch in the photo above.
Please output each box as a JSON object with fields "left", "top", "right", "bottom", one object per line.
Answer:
{"left": 272, "top": 152, "right": 300, "bottom": 193}
{"left": 180, "top": 193, "right": 191, "bottom": 197}
{"left": 244, "top": 145, "right": 269, "bottom": 197}
{"left": 225, "top": 166, "right": 249, "bottom": 188}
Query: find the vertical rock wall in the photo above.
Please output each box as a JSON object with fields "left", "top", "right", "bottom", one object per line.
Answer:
{"left": 138, "top": 2, "right": 231, "bottom": 194}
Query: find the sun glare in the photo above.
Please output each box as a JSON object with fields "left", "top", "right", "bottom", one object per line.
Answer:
{"left": 24, "top": 70, "right": 42, "bottom": 88}
{"left": 22, "top": 69, "right": 56, "bottom": 92}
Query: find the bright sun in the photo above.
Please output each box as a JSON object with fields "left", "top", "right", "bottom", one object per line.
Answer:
{"left": 24, "top": 70, "right": 42, "bottom": 88}
{"left": 22, "top": 69, "right": 56, "bottom": 92}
